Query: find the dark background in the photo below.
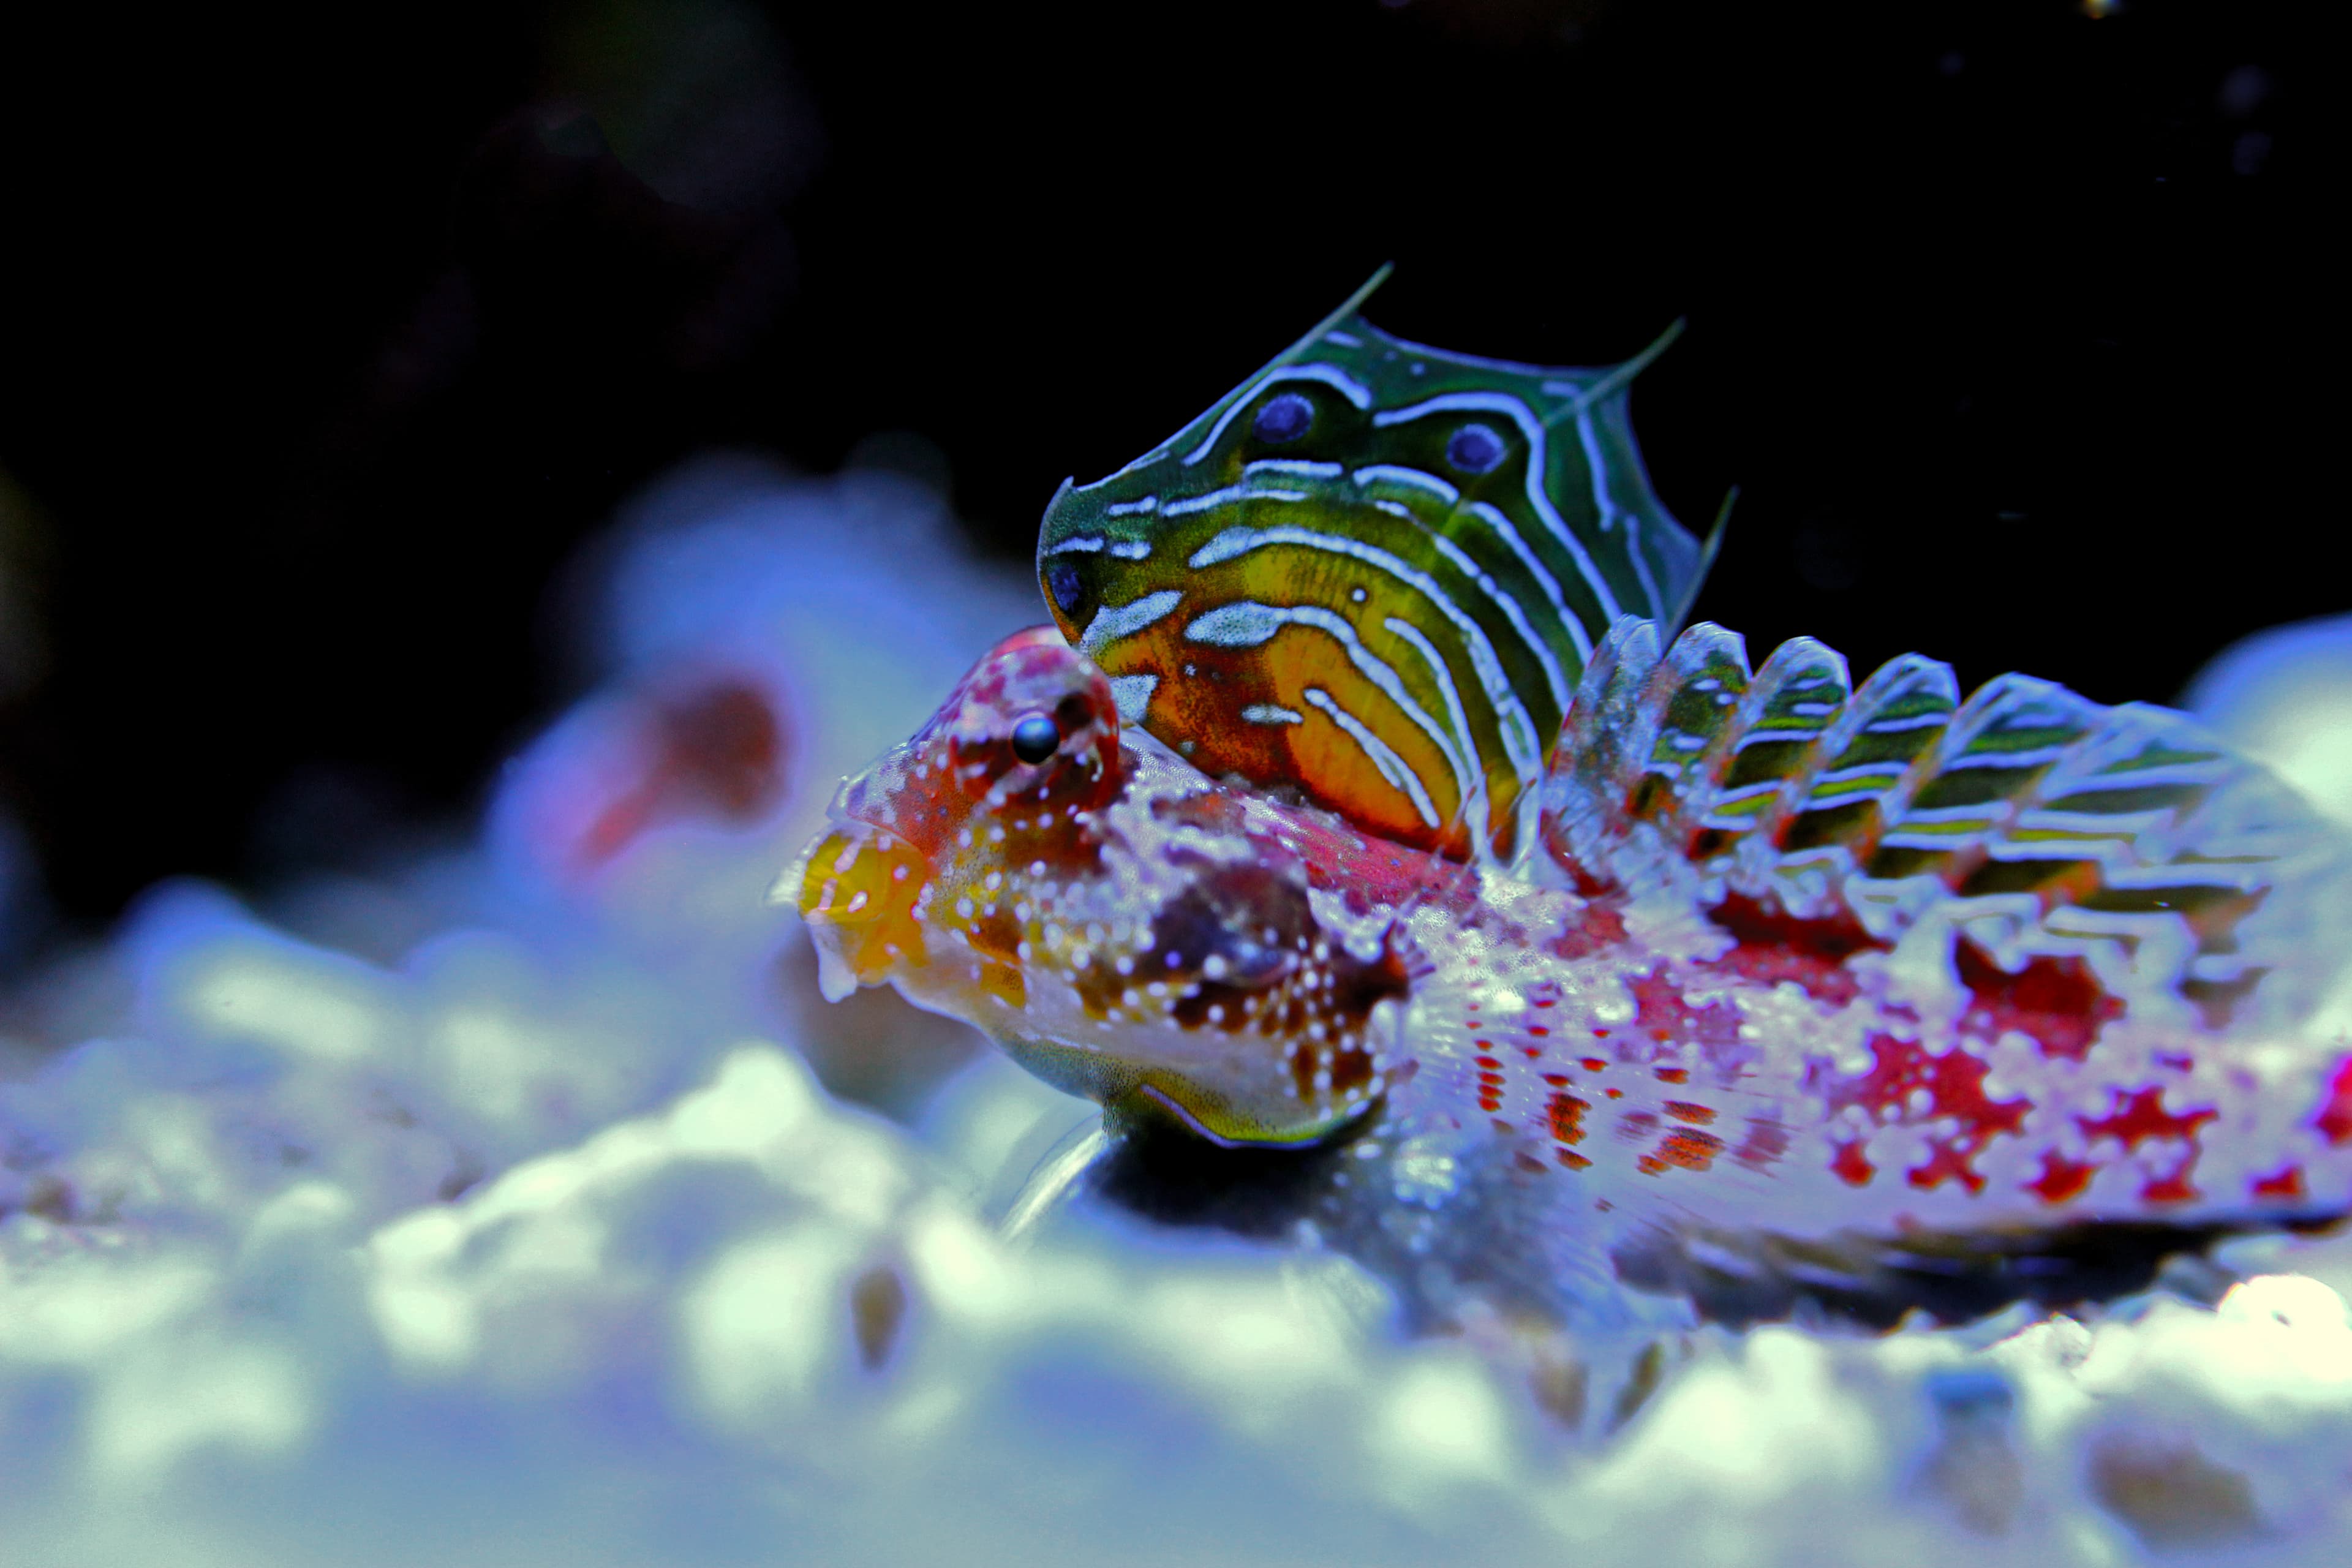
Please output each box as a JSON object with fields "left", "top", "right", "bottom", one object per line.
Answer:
{"left": 0, "top": 0, "right": 2330, "bottom": 947}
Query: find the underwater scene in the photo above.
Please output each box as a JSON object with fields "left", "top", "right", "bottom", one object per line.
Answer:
{"left": 1, "top": 1, "right": 2339, "bottom": 1564}
{"left": 1, "top": 453, "right": 2349, "bottom": 1564}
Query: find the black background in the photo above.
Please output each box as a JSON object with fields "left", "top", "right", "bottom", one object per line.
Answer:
{"left": 0, "top": 0, "right": 2330, "bottom": 943}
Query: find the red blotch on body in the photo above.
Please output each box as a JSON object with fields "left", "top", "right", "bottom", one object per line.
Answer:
{"left": 2251, "top": 1164, "right": 2307, "bottom": 1200}
{"left": 1475, "top": 1052, "right": 1505, "bottom": 1114}
{"left": 2027, "top": 1151, "right": 2098, "bottom": 1205}
{"left": 1627, "top": 965, "right": 1743, "bottom": 1047}
{"left": 1908, "top": 1139, "right": 1994, "bottom": 1194}
{"left": 1830, "top": 1139, "right": 1875, "bottom": 1186}
{"left": 1546, "top": 1091, "right": 1589, "bottom": 1146}
{"left": 2316, "top": 1057, "right": 2352, "bottom": 1146}
{"left": 1953, "top": 938, "right": 2124, "bottom": 1061}
{"left": 2076, "top": 1085, "right": 2218, "bottom": 1207}
{"left": 1638, "top": 1128, "right": 1724, "bottom": 1175}
{"left": 2141, "top": 1166, "right": 2201, "bottom": 1205}
{"left": 1701, "top": 891, "right": 1888, "bottom": 1006}
{"left": 2077, "top": 1086, "right": 2218, "bottom": 1152}
{"left": 1817, "top": 1032, "right": 2032, "bottom": 1194}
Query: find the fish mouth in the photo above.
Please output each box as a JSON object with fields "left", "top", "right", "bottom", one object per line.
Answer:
{"left": 778, "top": 764, "right": 941, "bottom": 1001}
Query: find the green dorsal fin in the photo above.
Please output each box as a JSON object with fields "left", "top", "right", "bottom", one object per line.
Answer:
{"left": 1540, "top": 617, "right": 2352, "bottom": 1032}
{"left": 1036, "top": 276, "right": 1704, "bottom": 863}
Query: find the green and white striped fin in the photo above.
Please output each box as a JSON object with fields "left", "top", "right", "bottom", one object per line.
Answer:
{"left": 1035, "top": 271, "right": 1702, "bottom": 863}
{"left": 1539, "top": 617, "right": 2352, "bottom": 1030}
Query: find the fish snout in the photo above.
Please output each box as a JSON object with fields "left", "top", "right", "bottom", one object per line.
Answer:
{"left": 786, "top": 820, "right": 933, "bottom": 1001}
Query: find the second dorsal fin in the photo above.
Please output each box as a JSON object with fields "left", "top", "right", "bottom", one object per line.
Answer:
{"left": 1537, "top": 617, "right": 2352, "bottom": 1033}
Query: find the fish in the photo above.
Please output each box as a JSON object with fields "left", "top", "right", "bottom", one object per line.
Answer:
{"left": 1033, "top": 268, "right": 1714, "bottom": 865}
{"left": 788, "top": 614, "right": 2352, "bottom": 1370}
{"left": 791, "top": 282, "right": 2352, "bottom": 1416}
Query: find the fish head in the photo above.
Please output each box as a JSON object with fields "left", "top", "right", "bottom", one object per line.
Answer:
{"left": 790, "top": 626, "right": 1412, "bottom": 1146}
{"left": 790, "top": 624, "right": 1123, "bottom": 997}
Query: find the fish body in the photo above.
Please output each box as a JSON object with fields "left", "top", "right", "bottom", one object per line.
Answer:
{"left": 793, "top": 620, "right": 2352, "bottom": 1333}
{"left": 796, "top": 283, "right": 2352, "bottom": 1349}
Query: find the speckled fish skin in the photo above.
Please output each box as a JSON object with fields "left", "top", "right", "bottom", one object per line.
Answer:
{"left": 792, "top": 622, "right": 2352, "bottom": 1329}
{"left": 791, "top": 626, "right": 1451, "bottom": 1146}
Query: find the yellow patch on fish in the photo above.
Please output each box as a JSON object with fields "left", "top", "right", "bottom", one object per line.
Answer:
{"left": 794, "top": 825, "right": 929, "bottom": 1000}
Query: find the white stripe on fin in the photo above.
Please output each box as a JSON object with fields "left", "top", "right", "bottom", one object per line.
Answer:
{"left": 1182, "top": 600, "right": 1471, "bottom": 819}
{"left": 1107, "top": 674, "right": 1159, "bottom": 724}
{"left": 1080, "top": 589, "right": 1182, "bottom": 654}
{"left": 1303, "top": 687, "right": 1441, "bottom": 830}
{"left": 1242, "top": 703, "right": 1305, "bottom": 725}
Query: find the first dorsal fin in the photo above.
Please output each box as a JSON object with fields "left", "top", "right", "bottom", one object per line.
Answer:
{"left": 1537, "top": 618, "right": 2352, "bottom": 1032}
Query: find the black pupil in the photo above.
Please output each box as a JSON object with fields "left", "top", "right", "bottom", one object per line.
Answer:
{"left": 1446, "top": 423, "right": 1506, "bottom": 474}
{"left": 1046, "top": 560, "right": 1085, "bottom": 616}
{"left": 1011, "top": 714, "right": 1060, "bottom": 764}
{"left": 1252, "top": 391, "right": 1313, "bottom": 443}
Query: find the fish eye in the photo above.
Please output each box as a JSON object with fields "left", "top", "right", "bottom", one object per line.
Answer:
{"left": 1045, "top": 560, "right": 1085, "bottom": 616}
{"left": 1010, "top": 712, "right": 1061, "bottom": 764}
{"left": 1445, "top": 423, "right": 1506, "bottom": 475}
{"left": 1251, "top": 391, "right": 1313, "bottom": 444}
